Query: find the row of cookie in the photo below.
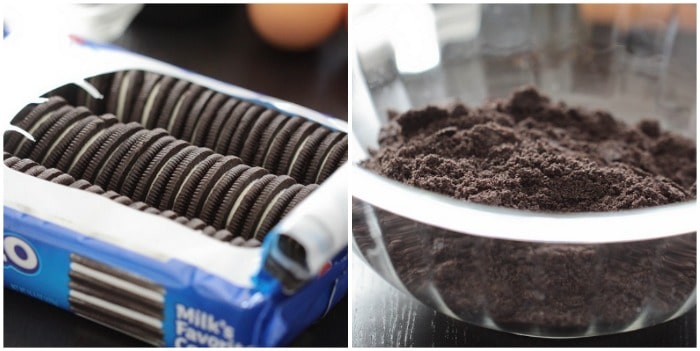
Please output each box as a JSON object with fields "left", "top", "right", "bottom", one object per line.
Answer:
{"left": 3, "top": 152, "right": 260, "bottom": 247}
{"left": 5, "top": 97, "right": 318, "bottom": 241}
{"left": 67, "top": 70, "right": 347, "bottom": 185}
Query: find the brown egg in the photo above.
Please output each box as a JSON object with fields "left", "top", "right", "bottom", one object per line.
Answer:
{"left": 579, "top": 4, "right": 696, "bottom": 31}
{"left": 247, "top": 4, "right": 345, "bottom": 51}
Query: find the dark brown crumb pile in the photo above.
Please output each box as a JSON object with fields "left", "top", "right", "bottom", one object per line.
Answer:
{"left": 355, "top": 86, "right": 697, "bottom": 334}
{"left": 364, "top": 86, "right": 696, "bottom": 212}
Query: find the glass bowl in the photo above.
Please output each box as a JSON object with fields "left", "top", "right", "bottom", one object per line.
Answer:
{"left": 351, "top": 4, "right": 696, "bottom": 338}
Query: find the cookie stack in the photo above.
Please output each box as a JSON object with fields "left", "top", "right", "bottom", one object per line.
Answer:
{"left": 5, "top": 71, "right": 347, "bottom": 244}
{"left": 3, "top": 152, "right": 261, "bottom": 247}
{"left": 75, "top": 70, "right": 347, "bottom": 184}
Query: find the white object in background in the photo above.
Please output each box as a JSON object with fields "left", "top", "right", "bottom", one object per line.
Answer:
{"left": 5, "top": 3, "right": 143, "bottom": 42}
{"left": 390, "top": 4, "right": 441, "bottom": 74}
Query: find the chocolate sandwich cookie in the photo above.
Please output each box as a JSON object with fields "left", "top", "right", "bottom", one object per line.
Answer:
{"left": 24, "top": 106, "right": 88, "bottom": 163}
{"left": 253, "top": 184, "right": 304, "bottom": 241}
{"left": 171, "top": 154, "right": 223, "bottom": 215}
{"left": 9, "top": 156, "right": 37, "bottom": 170}
{"left": 218, "top": 169, "right": 272, "bottom": 233}
{"left": 144, "top": 207, "right": 161, "bottom": 215}
{"left": 185, "top": 218, "right": 207, "bottom": 231}
{"left": 316, "top": 135, "right": 347, "bottom": 183}
{"left": 8, "top": 102, "right": 38, "bottom": 129}
{"left": 3, "top": 151, "right": 15, "bottom": 159}
{"left": 154, "top": 79, "right": 190, "bottom": 130}
{"left": 11, "top": 158, "right": 41, "bottom": 172}
{"left": 5, "top": 97, "right": 68, "bottom": 154}
{"left": 252, "top": 113, "right": 289, "bottom": 167}
{"left": 198, "top": 164, "right": 250, "bottom": 225}
{"left": 185, "top": 155, "right": 243, "bottom": 218}
{"left": 282, "top": 184, "right": 318, "bottom": 217}
{"left": 14, "top": 105, "right": 73, "bottom": 159}
{"left": 287, "top": 126, "right": 332, "bottom": 181}
{"left": 114, "top": 70, "right": 144, "bottom": 122}
{"left": 129, "top": 71, "right": 162, "bottom": 125}
{"left": 69, "top": 179, "right": 94, "bottom": 190}
{"left": 24, "top": 165, "right": 47, "bottom": 177}
{"left": 80, "top": 73, "right": 114, "bottom": 115}
{"left": 102, "top": 190, "right": 122, "bottom": 200}
{"left": 213, "top": 101, "right": 251, "bottom": 155}
{"left": 142, "top": 76, "right": 177, "bottom": 130}
{"left": 85, "top": 185, "right": 106, "bottom": 194}
{"left": 159, "top": 147, "right": 214, "bottom": 210}
{"left": 213, "top": 229, "right": 235, "bottom": 242}
{"left": 144, "top": 145, "right": 198, "bottom": 210}
{"left": 55, "top": 115, "right": 118, "bottom": 172}
{"left": 230, "top": 237, "right": 247, "bottom": 246}
{"left": 70, "top": 122, "right": 142, "bottom": 182}
{"left": 180, "top": 89, "right": 214, "bottom": 142}
{"left": 129, "top": 201, "right": 151, "bottom": 212}
{"left": 202, "top": 98, "right": 240, "bottom": 150}
{"left": 239, "top": 109, "right": 279, "bottom": 165}
{"left": 167, "top": 83, "right": 206, "bottom": 139}
{"left": 303, "top": 131, "right": 345, "bottom": 184}
{"left": 51, "top": 173, "right": 77, "bottom": 186}
{"left": 37, "top": 106, "right": 94, "bottom": 167}
{"left": 37, "top": 168, "right": 64, "bottom": 181}
{"left": 68, "top": 254, "right": 165, "bottom": 346}
{"left": 157, "top": 209, "right": 178, "bottom": 220}
{"left": 261, "top": 117, "right": 305, "bottom": 172}
{"left": 231, "top": 237, "right": 261, "bottom": 248}
{"left": 3, "top": 155, "right": 22, "bottom": 168}
{"left": 120, "top": 134, "right": 176, "bottom": 198}
{"left": 112, "top": 195, "right": 134, "bottom": 206}
{"left": 230, "top": 237, "right": 263, "bottom": 247}
{"left": 108, "top": 128, "right": 171, "bottom": 193}
{"left": 69, "top": 295, "right": 164, "bottom": 347}
{"left": 69, "top": 253, "right": 165, "bottom": 300}
{"left": 174, "top": 216, "right": 189, "bottom": 225}
{"left": 95, "top": 129, "right": 150, "bottom": 190}
{"left": 191, "top": 92, "right": 228, "bottom": 147}
{"left": 202, "top": 226, "right": 217, "bottom": 237}
{"left": 242, "top": 238, "right": 262, "bottom": 248}
{"left": 130, "top": 138, "right": 190, "bottom": 202}
{"left": 225, "top": 104, "right": 266, "bottom": 157}
{"left": 67, "top": 278, "right": 161, "bottom": 320}
{"left": 64, "top": 120, "right": 118, "bottom": 175}
{"left": 105, "top": 71, "right": 126, "bottom": 118}
{"left": 234, "top": 238, "right": 261, "bottom": 247}
{"left": 240, "top": 175, "right": 296, "bottom": 240}
{"left": 225, "top": 173, "right": 276, "bottom": 239}
{"left": 29, "top": 106, "right": 92, "bottom": 167}
{"left": 275, "top": 120, "right": 319, "bottom": 176}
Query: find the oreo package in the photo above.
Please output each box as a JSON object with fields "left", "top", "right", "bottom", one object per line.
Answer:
{"left": 2, "top": 35, "right": 348, "bottom": 346}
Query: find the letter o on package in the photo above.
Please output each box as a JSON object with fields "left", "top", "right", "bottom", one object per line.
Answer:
{"left": 4, "top": 236, "right": 39, "bottom": 274}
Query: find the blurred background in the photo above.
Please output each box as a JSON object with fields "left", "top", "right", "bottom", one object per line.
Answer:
{"left": 3, "top": 3, "right": 347, "bottom": 347}
{"left": 5, "top": 3, "right": 348, "bottom": 120}
{"left": 353, "top": 3, "right": 695, "bottom": 154}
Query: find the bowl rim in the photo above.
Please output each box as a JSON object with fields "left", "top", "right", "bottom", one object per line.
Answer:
{"left": 352, "top": 163, "right": 697, "bottom": 244}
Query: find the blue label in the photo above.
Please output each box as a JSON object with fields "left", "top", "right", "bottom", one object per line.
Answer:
{"left": 4, "top": 234, "right": 40, "bottom": 275}
{"left": 4, "top": 206, "right": 347, "bottom": 346}
{"left": 3, "top": 230, "right": 70, "bottom": 309}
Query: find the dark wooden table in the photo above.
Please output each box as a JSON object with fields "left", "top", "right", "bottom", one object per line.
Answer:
{"left": 3, "top": 4, "right": 347, "bottom": 347}
{"left": 353, "top": 257, "right": 696, "bottom": 347}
